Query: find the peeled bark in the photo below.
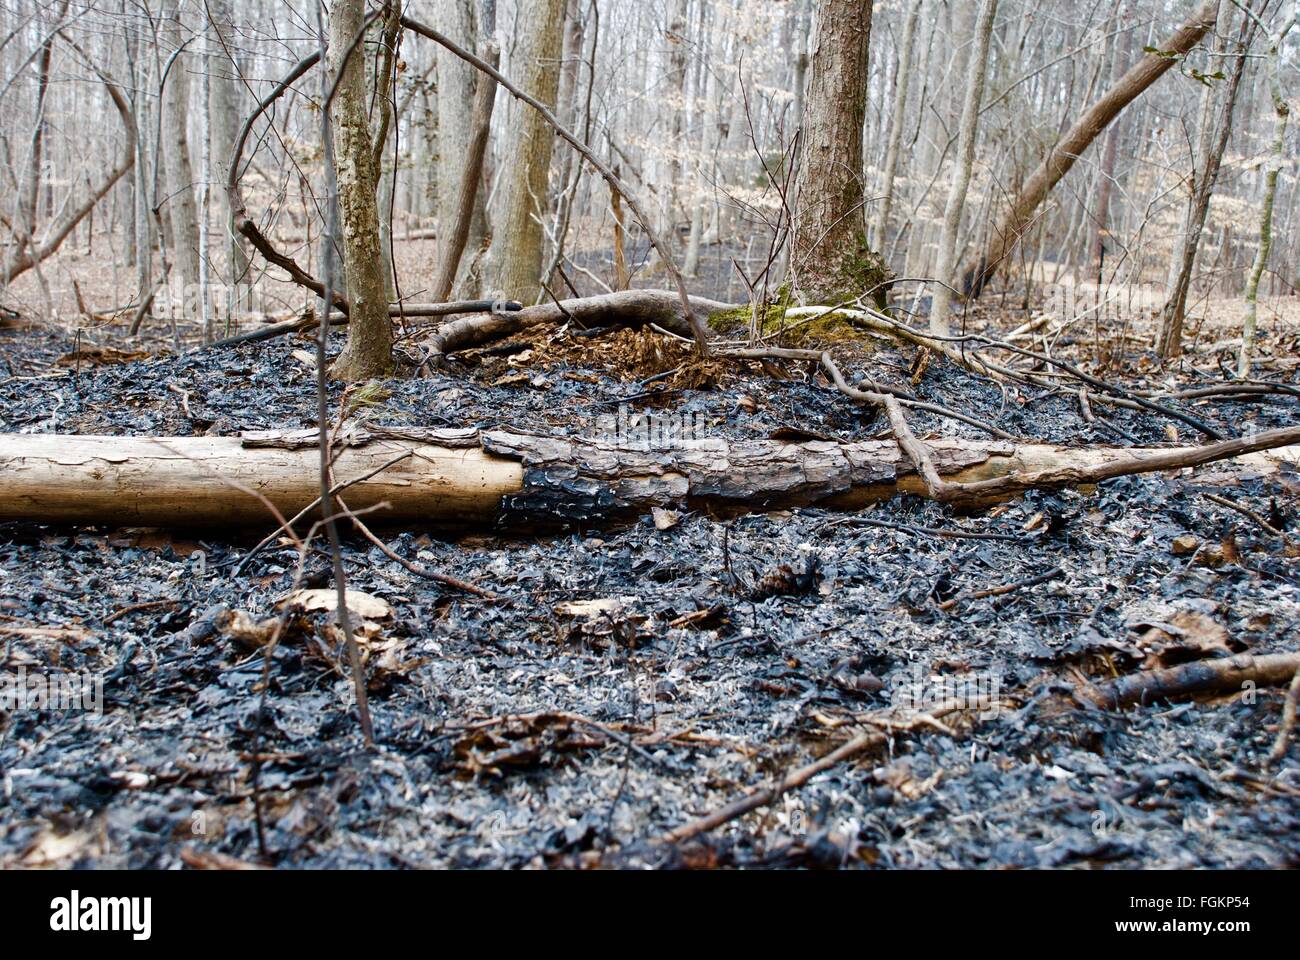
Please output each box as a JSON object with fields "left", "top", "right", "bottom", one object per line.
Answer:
{"left": 959, "top": 0, "right": 1219, "bottom": 298}
{"left": 2, "top": 427, "right": 1296, "bottom": 529}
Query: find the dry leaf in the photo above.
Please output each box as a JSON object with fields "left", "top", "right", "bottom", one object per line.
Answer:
{"left": 651, "top": 507, "right": 680, "bottom": 530}
{"left": 279, "top": 588, "right": 393, "bottom": 621}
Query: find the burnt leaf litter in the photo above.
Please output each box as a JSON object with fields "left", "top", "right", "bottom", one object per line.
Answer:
{"left": 1, "top": 321, "right": 1298, "bottom": 869}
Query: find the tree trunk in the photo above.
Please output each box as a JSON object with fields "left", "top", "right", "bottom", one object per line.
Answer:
{"left": 1239, "top": 6, "right": 1296, "bottom": 377}
{"left": 788, "top": 0, "right": 888, "bottom": 306}
{"left": 207, "top": 0, "right": 251, "bottom": 298}
{"left": 870, "top": 0, "right": 920, "bottom": 253}
{"left": 928, "top": 0, "right": 997, "bottom": 336}
{"left": 161, "top": 0, "right": 201, "bottom": 291}
{"left": 959, "top": 0, "right": 1219, "bottom": 299}
{"left": 3, "top": 427, "right": 1296, "bottom": 529}
{"left": 1156, "top": 5, "right": 1249, "bottom": 359}
{"left": 1091, "top": 4, "right": 1134, "bottom": 277}
{"left": 431, "top": 45, "right": 499, "bottom": 302}
{"left": 327, "top": 0, "right": 393, "bottom": 381}
{"left": 434, "top": 0, "right": 486, "bottom": 291}
{"left": 481, "top": 0, "right": 566, "bottom": 302}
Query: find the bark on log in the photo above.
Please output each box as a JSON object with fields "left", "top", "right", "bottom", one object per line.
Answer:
{"left": 0, "top": 428, "right": 1295, "bottom": 529}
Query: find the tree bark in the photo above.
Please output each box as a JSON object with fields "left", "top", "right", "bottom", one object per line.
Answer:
{"left": 788, "top": 0, "right": 888, "bottom": 306}
{"left": 207, "top": 0, "right": 251, "bottom": 295}
{"left": 870, "top": 0, "right": 920, "bottom": 253}
{"left": 327, "top": 0, "right": 393, "bottom": 381}
{"left": 959, "top": 0, "right": 1219, "bottom": 299}
{"left": 430, "top": 43, "right": 499, "bottom": 302}
{"left": 1091, "top": 4, "right": 1135, "bottom": 276}
{"left": 1156, "top": 1, "right": 1246, "bottom": 358}
{"left": 2, "top": 426, "right": 1295, "bottom": 529}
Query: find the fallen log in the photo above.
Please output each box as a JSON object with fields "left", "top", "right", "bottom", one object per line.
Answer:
{"left": 424, "top": 289, "right": 737, "bottom": 358}
{"left": 207, "top": 299, "right": 524, "bottom": 349}
{"left": 0, "top": 425, "right": 1296, "bottom": 529}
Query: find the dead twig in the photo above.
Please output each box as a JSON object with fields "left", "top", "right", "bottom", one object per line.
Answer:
{"left": 938, "top": 564, "right": 1064, "bottom": 611}
{"left": 1077, "top": 652, "right": 1300, "bottom": 711}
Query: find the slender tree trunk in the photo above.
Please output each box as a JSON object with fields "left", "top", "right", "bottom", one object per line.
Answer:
{"left": 1092, "top": 3, "right": 1134, "bottom": 276}
{"left": 431, "top": 44, "right": 499, "bottom": 302}
{"left": 434, "top": 0, "right": 485, "bottom": 287}
{"left": 327, "top": 0, "right": 392, "bottom": 381}
{"left": 959, "top": 0, "right": 1219, "bottom": 299}
{"left": 870, "top": 0, "right": 920, "bottom": 252}
{"left": 789, "top": 0, "right": 888, "bottom": 305}
{"left": 1239, "top": 6, "right": 1296, "bottom": 377}
{"left": 929, "top": 0, "right": 998, "bottom": 335}
{"left": 1157, "top": 4, "right": 1249, "bottom": 358}
{"left": 482, "top": 0, "right": 566, "bottom": 302}
{"left": 207, "top": 0, "right": 250, "bottom": 299}
{"left": 161, "top": 0, "right": 201, "bottom": 290}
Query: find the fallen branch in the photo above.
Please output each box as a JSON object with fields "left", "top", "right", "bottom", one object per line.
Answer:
{"left": 938, "top": 564, "right": 1063, "bottom": 611}
{"left": 1, "top": 424, "right": 1297, "bottom": 528}
{"left": 424, "top": 289, "right": 737, "bottom": 358}
{"left": 207, "top": 299, "right": 522, "bottom": 349}
{"left": 660, "top": 698, "right": 984, "bottom": 846}
{"left": 1078, "top": 653, "right": 1300, "bottom": 710}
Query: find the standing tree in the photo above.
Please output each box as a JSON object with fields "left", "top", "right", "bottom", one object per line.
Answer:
{"left": 161, "top": 0, "right": 201, "bottom": 291}
{"left": 327, "top": 0, "right": 392, "bottom": 381}
{"left": 1156, "top": 0, "right": 1248, "bottom": 359}
{"left": 481, "top": 0, "right": 567, "bottom": 302}
{"left": 788, "top": 0, "right": 889, "bottom": 307}
{"left": 928, "top": 0, "right": 998, "bottom": 336}
{"left": 1239, "top": 0, "right": 1296, "bottom": 376}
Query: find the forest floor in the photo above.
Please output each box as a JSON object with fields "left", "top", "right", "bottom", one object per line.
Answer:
{"left": 1, "top": 278, "right": 1299, "bottom": 868}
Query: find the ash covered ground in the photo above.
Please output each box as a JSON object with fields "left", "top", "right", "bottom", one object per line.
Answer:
{"left": 1, "top": 322, "right": 1298, "bottom": 868}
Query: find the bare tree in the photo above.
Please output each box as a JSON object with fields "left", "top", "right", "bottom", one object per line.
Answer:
{"left": 788, "top": 0, "right": 888, "bottom": 306}
{"left": 327, "top": 0, "right": 391, "bottom": 381}
{"left": 928, "top": 0, "right": 998, "bottom": 336}
{"left": 1239, "top": 0, "right": 1296, "bottom": 376}
{"left": 959, "top": 0, "right": 1219, "bottom": 299}
{"left": 480, "top": 0, "right": 566, "bottom": 302}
